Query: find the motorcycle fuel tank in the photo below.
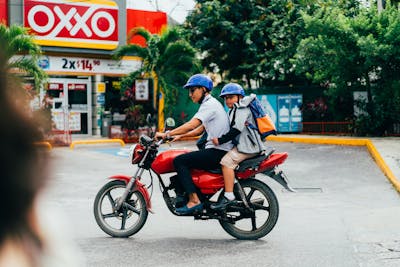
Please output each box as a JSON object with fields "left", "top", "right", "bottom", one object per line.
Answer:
{"left": 191, "top": 169, "right": 225, "bottom": 194}
{"left": 151, "top": 149, "right": 190, "bottom": 174}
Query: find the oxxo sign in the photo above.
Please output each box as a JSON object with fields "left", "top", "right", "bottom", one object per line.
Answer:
{"left": 24, "top": 0, "right": 118, "bottom": 50}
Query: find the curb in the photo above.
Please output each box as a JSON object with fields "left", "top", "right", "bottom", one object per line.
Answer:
{"left": 267, "top": 136, "right": 400, "bottom": 193}
{"left": 70, "top": 139, "right": 125, "bottom": 150}
{"left": 34, "top": 141, "right": 52, "bottom": 150}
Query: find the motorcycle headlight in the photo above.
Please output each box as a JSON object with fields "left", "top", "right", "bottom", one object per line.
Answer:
{"left": 129, "top": 144, "right": 137, "bottom": 162}
{"left": 129, "top": 144, "right": 145, "bottom": 164}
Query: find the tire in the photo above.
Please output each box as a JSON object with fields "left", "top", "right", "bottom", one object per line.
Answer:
{"left": 219, "top": 179, "right": 279, "bottom": 240}
{"left": 94, "top": 180, "right": 148, "bottom": 237}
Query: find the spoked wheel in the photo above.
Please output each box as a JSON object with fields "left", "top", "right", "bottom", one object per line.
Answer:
{"left": 219, "top": 178, "right": 279, "bottom": 240}
{"left": 94, "top": 180, "right": 148, "bottom": 237}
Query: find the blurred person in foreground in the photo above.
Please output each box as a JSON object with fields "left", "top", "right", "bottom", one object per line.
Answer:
{"left": 0, "top": 51, "right": 83, "bottom": 266}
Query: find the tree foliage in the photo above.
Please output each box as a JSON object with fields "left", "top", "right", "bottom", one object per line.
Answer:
{"left": 185, "top": 0, "right": 313, "bottom": 87}
{"left": 0, "top": 24, "right": 49, "bottom": 138}
{"left": 183, "top": 0, "right": 399, "bottom": 135}
{"left": 114, "top": 27, "right": 200, "bottom": 118}
{"left": 0, "top": 24, "right": 47, "bottom": 91}
{"left": 293, "top": 1, "right": 400, "bottom": 135}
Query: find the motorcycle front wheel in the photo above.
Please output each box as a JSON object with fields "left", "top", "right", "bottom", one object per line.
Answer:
{"left": 219, "top": 178, "right": 279, "bottom": 240}
{"left": 94, "top": 180, "right": 148, "bottom": 237}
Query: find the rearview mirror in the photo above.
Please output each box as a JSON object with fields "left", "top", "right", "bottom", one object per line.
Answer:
{"left": 146, "top": 113, "right": 152, "bottom": 124}
{"left": 165, "top": 117, "right": 175, "bottom": 128}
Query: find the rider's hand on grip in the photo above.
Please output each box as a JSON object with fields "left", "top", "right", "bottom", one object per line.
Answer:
{"left": 171, "top": 135, "right": 181, "bottom": 142}
{"left": 154, "top": 132, "right": 166, "bottom": 140}
{"left": 166, "top": 136, "right": 175, "bottom": 141}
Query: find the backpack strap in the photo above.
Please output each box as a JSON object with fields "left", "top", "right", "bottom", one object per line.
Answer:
{"left": 229, "top": 106, "right": 237, "bottom": 128}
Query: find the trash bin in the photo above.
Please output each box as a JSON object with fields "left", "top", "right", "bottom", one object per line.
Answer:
{"left": 101, "top": 111, "right": 112, "bottom": 137}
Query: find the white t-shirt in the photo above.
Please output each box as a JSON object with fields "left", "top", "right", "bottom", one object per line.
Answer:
{"left": 193, "top": 94, "right": 233, "bottom": 151}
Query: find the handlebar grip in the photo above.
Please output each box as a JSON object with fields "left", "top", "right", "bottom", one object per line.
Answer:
{"left": 165, "top": 136, "right": 174, "bottom": 142}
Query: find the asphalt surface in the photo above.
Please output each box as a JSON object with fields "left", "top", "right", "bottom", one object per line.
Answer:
{"left": 279, "top": 134, "right": 400, "bottom": 185}
{"left": 40, "top": 138, "right": 400, "bottom": 267}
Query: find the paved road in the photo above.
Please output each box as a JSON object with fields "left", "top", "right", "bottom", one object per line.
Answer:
{"left": 41, "top": 141, "right": 400, "bottom": 267}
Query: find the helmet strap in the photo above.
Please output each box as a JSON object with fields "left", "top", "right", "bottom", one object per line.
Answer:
{"left": 199, "top": 88, "right": 207, "bottom": 104}
{"left": 236, "top": 95, "right": 242, "bottom": 104}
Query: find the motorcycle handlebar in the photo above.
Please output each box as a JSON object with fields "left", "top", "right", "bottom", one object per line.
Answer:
{"left": 153, "top": 136, "right": 174, "bottom": 146}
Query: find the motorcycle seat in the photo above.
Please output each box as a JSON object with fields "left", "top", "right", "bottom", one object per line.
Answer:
{"left": 236, "top": 155, "right": 267, "bottom": 172}
{"left": 236, "top": 148, "right": 275, "bottom": 172}
{"left": 207, "top": 168, "right": 222, "bottom": 174}
{"left": 205, "top": 148, "right": 275, "bottom": 174}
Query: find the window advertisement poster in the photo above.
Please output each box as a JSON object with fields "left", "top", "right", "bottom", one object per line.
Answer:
{"left": 135, "top": 79, "right": 149, "bottom": 101}
{"left": 257, "top": 94, "right": 278, "bottom": 128}
{"left": 277, "top": 95, "right": 291, "bottom": 132}
{"left": 277, "top": 94, "right": 303, "bottom": 132}
{"left": 52, "top": 111, "right": 81, "bottom": 131}
{"left": 290, "top": 94, "right": 303, "bottom": 132}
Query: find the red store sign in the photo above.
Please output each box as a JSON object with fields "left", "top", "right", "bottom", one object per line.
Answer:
{"left": 68, "top": 83, "right": 87, "bottom": 90}
{"left": 126, "top": 9, "right": 167, "bottom": 47}
{"left": 24, "top": 0, "right": 118, "bottom": 50}
{"left": 0, "top": 0, "right": 8, "bottom": 24}
{"left": 47, "top": 83, "right": 63, "bottom": 90}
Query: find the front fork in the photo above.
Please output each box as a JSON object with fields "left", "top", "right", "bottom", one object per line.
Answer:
{"left": 110, "top": 167, "right": 153, "bottom": 213}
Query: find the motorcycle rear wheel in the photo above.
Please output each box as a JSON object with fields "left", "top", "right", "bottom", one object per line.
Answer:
{"left": 94, "top": 180, "right": 148, "bottom": 237}
{"left": 219, "top": 178, "right": 279, "bottom": 240}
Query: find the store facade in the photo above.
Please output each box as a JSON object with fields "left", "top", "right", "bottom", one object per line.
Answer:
{"left": 7, "top": 0, "right": 166, "bottom": 136}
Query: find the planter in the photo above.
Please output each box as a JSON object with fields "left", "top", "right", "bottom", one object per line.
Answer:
{"left": 122, "top": 129, "right": 139, "bottom": 143}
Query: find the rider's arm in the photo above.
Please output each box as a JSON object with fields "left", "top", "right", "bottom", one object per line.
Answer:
{"left": 217, "top": 128, "right": 241, "bottom": 144}
{"left": 179, "top": 125, "right": 204, "bottom": 138}
{"left": 168, "top": 117, "right": 202, "bottom": 136}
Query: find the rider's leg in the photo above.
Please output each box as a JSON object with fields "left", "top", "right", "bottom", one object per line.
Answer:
{"left": 211, "top": 147, "right": 257, "bottom": 210}
{"left": 222, "top": 165, "right": 235, "bottom": 199}
{"left": 173, "top": 148, "right": 227, "bottom": 210}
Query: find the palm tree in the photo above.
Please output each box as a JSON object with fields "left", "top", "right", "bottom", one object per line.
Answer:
{"left": 114, "top": 26, "right": 200, "bottom": 129}
{"left": 0, "top": 24, "right": 47, "bottom": 91}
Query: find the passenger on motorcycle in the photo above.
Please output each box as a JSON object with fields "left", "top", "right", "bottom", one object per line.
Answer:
{"left": 211, "top": 83, "right": 268, "bottom": 210}
{"left": 155, "top": 74, "right": 233, "bottom": 215}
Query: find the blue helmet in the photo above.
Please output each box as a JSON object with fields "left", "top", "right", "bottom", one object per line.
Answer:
{"left": 183, "top": 74, "right": 213, "bottom": 91}
{"left": 219, "top": 83, "right": 245, "bottom": 98}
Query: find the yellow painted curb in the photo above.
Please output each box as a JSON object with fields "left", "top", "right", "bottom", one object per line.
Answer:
{"left": 34, "top": 141, "right": 53, "bottom": 150}
{"left": 365, "top": 140, "right": 400, "bottom": 193}
{"left": 267, "top": 136, "right": 369, "bottom": 146}
{"left": 267, "top": 136, "right": 400, "bottom": 193}
{"left": 70, "top": 139, "right": 125, "bottom": 150}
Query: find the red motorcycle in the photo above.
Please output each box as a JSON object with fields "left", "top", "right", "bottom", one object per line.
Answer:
{"left": 94, "top": 135, "right": 294, "bottom": 240}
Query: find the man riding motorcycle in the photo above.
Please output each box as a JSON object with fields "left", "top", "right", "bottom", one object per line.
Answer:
{"left": 155, "top": 74, "right": 233, "bottom": 215}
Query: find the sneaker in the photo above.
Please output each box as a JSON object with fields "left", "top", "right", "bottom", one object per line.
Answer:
{"left": 210, "top": 197, "right": 236, "bottom": 210}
